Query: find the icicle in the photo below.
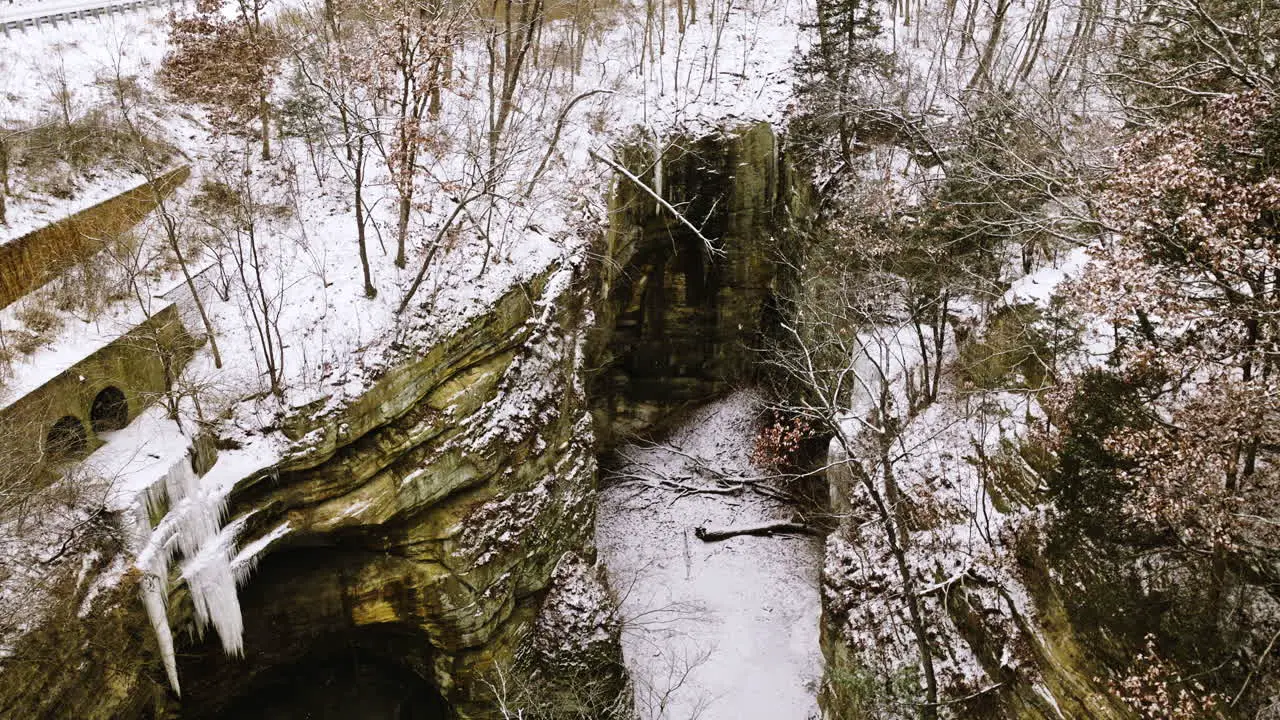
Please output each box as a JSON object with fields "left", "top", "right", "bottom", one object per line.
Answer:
{"left": 131, "top": 453, "right": 239, "bottom": 690}
{"left": 132, "top": 500, "right": 180, "bottom": 695}
{"left": 164, "top": 459, "right": 226, "bottom": 560}
{"left": 182, "top": 519, "right": 290, "bottom": 658}
{"left": 142, "top": 476, "right": 168, "bottom": 524}
{"left": 230, "top": 522, "right": 290, "bottom": 587}
{"left": 133, "top": 451, "right": 285, "bottom": 675}
{"left": 182, "top": 527, "right": 245, "bottom": 657}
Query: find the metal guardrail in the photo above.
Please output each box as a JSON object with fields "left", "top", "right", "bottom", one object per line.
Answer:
{"left": 1, "top": 0, "right": 175, "bottom": 35}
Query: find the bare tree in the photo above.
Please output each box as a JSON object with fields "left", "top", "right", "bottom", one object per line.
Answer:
{"left": 293, "top": 1, "right": 381, "bottom": 298}
{"left": 194, "top": 152, "right": 287, "bottom": 397}
{"left": 366, "top": 0, "right": 462, "bottom": 268}
{"left": 485, "top": 0, "right": 546, "bottom": 169}
{"left": 1106, "top": 0, "right": 1279, "bottom": 119}
{"left": 106, "top": 49, "right": 224, "bottom": 369}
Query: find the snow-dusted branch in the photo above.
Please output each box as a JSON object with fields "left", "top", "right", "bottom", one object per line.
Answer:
{"left": 589, "top": 146, "right": 722, "bottom": 258}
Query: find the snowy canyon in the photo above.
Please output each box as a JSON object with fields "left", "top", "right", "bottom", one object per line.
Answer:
{"left": 1, "top": 0, "right": 1279, "bottom": 716}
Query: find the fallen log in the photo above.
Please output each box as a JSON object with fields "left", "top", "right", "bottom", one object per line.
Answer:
{"left": 694, "top": 521, "right": 816, "bottom": 542}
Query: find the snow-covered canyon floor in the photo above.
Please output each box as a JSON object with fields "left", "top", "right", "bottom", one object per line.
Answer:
{"left": 596, "top": 391, "right": 822, "bottom": 720}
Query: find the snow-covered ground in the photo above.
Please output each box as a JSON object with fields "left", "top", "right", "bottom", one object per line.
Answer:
{"left": 596, "top": 391, "right": 822, "bottom": 720}
{"left": 0, "top": 7, "right": 171, "bottom": 242}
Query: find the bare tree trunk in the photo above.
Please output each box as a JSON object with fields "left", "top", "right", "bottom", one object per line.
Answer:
{"left": 1016, "top": 0, "right": 1050, "bottom": 85}
{"left": 163, "top": 210, "right": 224, "bottom": 369}
{"left": 488, "top": 0, "right": 545, "bottom": 168}
{"left": 0, "top": 135, "right": 7, "bottom": 226}
{"left": 245, "top": 215, "right": 281, "bottom": 395}
{"left": 912, "top": 314, "right": 932, "bottom": 412}
{"left": 966, "top": 0, "right": 1011, "bottom": 93}
{"left": 932, "top": 291, "right": 948, "bottom": 400}
{"left": 395, "top": 196, "right": 411, "bottom": 269}
{"left": 695, "top": 522, "right": 815, "bottom": 540}
{"left": 398, "top": 192, "right": 482, "bottom": 313}
{"left": 324, "top": 0, "right": 336, "bottom": 34}
{"left": 260, "top": 93, "right": 271, "bottom": 160}
{"left": 0, "top": 135, "right": 8, "bottom": 195}
{"left": 1049, "top": 0, "right": 1097, "bottom": 92}
{"left": 353, "top": 137, "right": 376, "bottom": 298}
{"left": 839, "top": 425, "right": 939, "bottom": 719}
{"left": 428, "top": 55, "right": 443, "bottom": 119}
{"left": 958, "top": 0, "right": 979, "bottom": 60}
{"left": 108, "top": 50, "right": 224, "bottom": 369}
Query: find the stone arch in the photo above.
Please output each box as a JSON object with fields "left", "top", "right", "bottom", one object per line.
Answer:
{"left": 89, "top": 386, "right": 128, "bottom": 433}
{"left": 46, "top": 415, "right": 87, "bottom": 457}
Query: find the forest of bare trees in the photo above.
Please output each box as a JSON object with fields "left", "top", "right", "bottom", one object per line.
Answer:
{"left": 773, "top": 0, "right": 1280, "bottom": 715}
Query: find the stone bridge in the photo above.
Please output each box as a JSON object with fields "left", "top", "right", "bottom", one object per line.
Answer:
{"left": 0, "top": 164, "right": 195, "bottom": 464}
{"left": 0, "top": 302, "right": 195, "bottom": 462}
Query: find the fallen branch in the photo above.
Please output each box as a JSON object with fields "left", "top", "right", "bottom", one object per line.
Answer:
{"left": 589, "top": 146, "right": 722, "bottom": 258}
{"left": 694, "top": 521, "right": 815, "bottom": 541}
{"left": 914, "top": 682, "right": 1005, "bottom": 708}
{"left": 1232, "top": 625, "right": 1280, "bottom": 706}
{"left": 610, "top": 469, "right": 793, "bottom": 503}
{"left": 916, "top": 566, "right": 989, "bottom": 598}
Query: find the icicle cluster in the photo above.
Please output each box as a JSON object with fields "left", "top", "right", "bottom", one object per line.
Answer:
{"left": 130, "top": 456, "right": 251, "bottom": 694}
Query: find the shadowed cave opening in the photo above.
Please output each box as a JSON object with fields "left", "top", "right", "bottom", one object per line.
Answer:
{"left": 177, "top": 548, "right": 450, "bottom": 720}
{"left": 217, "top": 644, "right": 451, "bottom": 720}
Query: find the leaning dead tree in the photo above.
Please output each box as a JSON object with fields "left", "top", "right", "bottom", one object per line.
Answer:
{"left": 590, "top": 147, "right": 721, "bottom": 259}
{"left": 107, "top": 45, "right": 224, "bottom": 370}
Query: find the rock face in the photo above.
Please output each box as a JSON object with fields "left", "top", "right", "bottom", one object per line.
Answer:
{"left": 176, "top": 269, "right": 604, "bottom": 719}
{"left": 588, "top": 123, "right": 810, "bottom": 444}
{"left": 0, "top": 123, "right": 800, "bottom": 720}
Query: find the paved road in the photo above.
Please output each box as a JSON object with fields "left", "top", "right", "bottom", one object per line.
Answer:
{"left": 1, "top": 0, "right": 170, "bottom": 32}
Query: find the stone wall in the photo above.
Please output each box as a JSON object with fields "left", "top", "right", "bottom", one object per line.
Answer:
{"left": 0, "top": 166, "right": 189, "bottom": 309}
{"left": 588, "top": 122, "right": 811, "bottom": 444}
